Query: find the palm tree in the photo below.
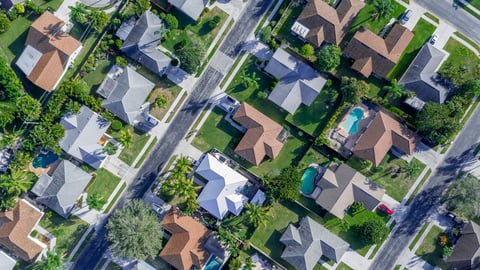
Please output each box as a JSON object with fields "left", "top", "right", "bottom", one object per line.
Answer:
{"left": 33, "top": 249, "right": 65, "bottom": 270}
{"left": 69, "top": 3, "right": 88, "bottom": 24}
{"left": 372, "top": 0, "right": 394, "bottom": 20}
{"left": 402, "top": 161, "right": 421, "bottom": 179}
{"left": 383, "top": 79, "right": 406, "bottom": 100}
{"left": 172, "top": 156, "right": 192, "bottom": 176}
{"left": 119, "top": 129, "right": 133, "bottom": 148}
{"left": 184, "top": 198, "right": 199, "bottom": 215}
{"left": 0, "top": 127, "right": 23, "bottom": 149}
{"left": 240, "top": 70, "right": 260, "bottom": 89}
{"left": 87, "top": 193, "right": 106, "bottom": 210}
{"left": 0, "top": 170, "right": 34, "bottom": 196}
{"left": 244, "top": 203, "right": 270, "bottom": 227}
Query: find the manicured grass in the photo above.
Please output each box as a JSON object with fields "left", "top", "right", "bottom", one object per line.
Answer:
{"left": 104, "top": 182, "right": 126, "bottom": 213}
{"left": 456, "top": 0, "right": 480, "bottom": 20}
{"left": 82, "top": 57, "right": 115, "bottom": 91}
{"left": 86, "top": 169, "right": 121, "bottom": 209}
{"left": 406, "top": 168, "right": 432, "bottom": 205}
{"left": 424, "top": 12, "right": 440, "bottom": 24}
{"left": 415, "top": 225, "right": 449, "bottom": 269}
{"left": 135, "top": 137, "right": 158, "bottom": 168}
{"left": 32, "top": 0, "right": 64, "bottom": 11}
{"left": 118, "top": 130, "right": 151, "bottom": 166}
{"left": 454, "top": 31, "right": 480, "bottom": 53}
{"left": 0, "top": 14, "right": 36, "bottom": 62}
{"left": 440, "top": 38, "right": 480, "bottom": 82}
{"left": 347, "top": 153, "right": 427, "bottom": 202}
{"left": 226, "top": 55, "right": 286, "bottom": 124}
{"left": 273, "top": 2, "right": 306, "bottom": 50}
{"left": 192, "top": 107, "right": 244, "bottom": 154}
{"left": 299, "top": 147, "right": 330, "bottom": 168}
{"left": 39, "top": 213, "right": 89, "bottom": 256}
{"left": 409, "top": 222, "right": 429, "bottom": 250}
{"left": 285, "top": 84, "right": 340, "bottom": 136}
{"left": 388, "top": 19, "right": 436, "bottom": 80}
{"left": 336, "top": 262, "right": 354, "bottom": 270}
{"left": 467, "top": 0, "right": 480, "bottom": 10}
{"left": 165, "top": 92, "right": 188, "bottom": 123}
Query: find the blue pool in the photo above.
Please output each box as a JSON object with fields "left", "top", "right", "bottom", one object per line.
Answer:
{"left": 32, "top": 152, "right": 58, "bottom": 168}
{"left": 342, "top": 108, "right": 365, "bottom": 136}
{"left": 300, "top": 167, "right": 317, "bottom": 195}
{"left": 203, "top": 255, "right": 222, "bottom": 270}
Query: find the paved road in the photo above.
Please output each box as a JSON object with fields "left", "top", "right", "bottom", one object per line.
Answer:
{"left": 369, "top": 104, "right": 480, "bottom": 270}
{"left": 413, "top": 0, "right": 480, "bottom": 44}
{"left": 71, "top": 0, "right": 272, "bottom": 269}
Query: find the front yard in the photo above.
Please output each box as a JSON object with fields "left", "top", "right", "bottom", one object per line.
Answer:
{"left": 440, "top": 38, "right": 480, "bottom": 83}
{"left": 86, "top": 168, "right": 121, "bottom": 209}
{"left": 347, "top": 153, "right": 426, "bottom": 202}
{"left": 415, "top": 225, "right": 449, "bottom": 269}
{"left": 0, "top": 14, "right": 37, "bottom": 62}
{"left": 388, "top": 19, "right": 437, "bottom": 80}
{"left": 39, "top": 212, "right": 89, "bottom": 256}
{"left": 146, "top": 78, "right": 183, "bottom": 121}
{"left": 118, "top": 128, "right": 151, "bottom": 166}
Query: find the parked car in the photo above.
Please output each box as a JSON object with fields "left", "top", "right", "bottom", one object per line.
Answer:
{"left": 146, "top": 115, "right": 158, "bottom": 126}
{"left": 430, "top": 34, "right": 439, "bottom": 44}
{"left": 379, "top": 204, "right": 394, "bottom": 215}
{"left": 446, "top": 212, "right": 465, "bottom": 227}
{"left": 152, "top": 203, "right": 165, "bottom": 215}
{"left": 400, "top": 10, "right": 412, "bottom": 24}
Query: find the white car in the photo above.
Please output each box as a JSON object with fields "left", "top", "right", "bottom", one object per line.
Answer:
{"left": 430, "top": 34, "right": 439, "bottom": 44}
{"left": 151, "top": 203, "right": 165, "bottom": 215}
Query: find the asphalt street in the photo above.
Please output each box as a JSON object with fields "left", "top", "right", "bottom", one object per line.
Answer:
{"left": 71, "top": 0, "right": 273, "bottom": 269}
{"left": 413, "top": 0, "right": 480, "bottom": 44}
{"left": 369, "top": 104, "right": 480, "bottom": 270}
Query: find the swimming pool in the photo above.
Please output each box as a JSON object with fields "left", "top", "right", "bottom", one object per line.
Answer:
{"left": 342, "top": 108, "right": 365, "bottom": 136}
{"left": 32, "top": 152, "right": 58, "bottom": 169}
{"left": 300, "top": 167, "right": 317, "bottom": 195}
{"left": 203, "top": 255, "right": 222, "bottom": 270}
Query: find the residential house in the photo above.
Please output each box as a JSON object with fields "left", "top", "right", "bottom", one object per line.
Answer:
{"left": 59, "top": 106, "right": 111, "bottom": 169}
{"left": 119, "top": 11, "right": 171, "bottom": 75}
{"left": 167, "top": 0, "right": 207, "bottom": 21}
{"left": 314, "top": 163, "right": 385, "bottom": 218}
{"left": 196, "top": 153, "right": 249, "bottom": 220}
{"left": 0, "top": 200, "right": 48, "bottom": 262}
{"left": 232, "top": 103, "right": 287, "bottom": 166}
{"left": 447, "top": 222, "right": 480, "bottom": 270}
{"left": 280, "top": 216, "right": 349, "bottom": 270}
{"left": 16, "top": 12, "right": 82, "bottom": 92}
{"left": 0, "top": 249, "right": 16, "bottom": 270}
{"left": 160, "top": 209, "right": 224, "bottom": 270}
{"left": 31, "top": 160, "right": 92, "bottom": 218}
{"left": 264, "top": 48, "right": 327, "bottom": 114}
{"left": 0, "top": 0, "right": 23, "bottom": 11}
{"left": 343, "top": 24, "right": 413, "bottom": 78}
{"left": 352, "top": 111, "right": 417, "bottom": 167}
{"left": 97, "top": 65, "right": 155, "bottom": 125}
{"left": 399, "top": 43, "right": 451, "bottom": 104}
{"left": 291, "top": 0, "right": 365, "bottom": 47}
{"left": 123, "top": 260, "right": 156, "bottom": 270}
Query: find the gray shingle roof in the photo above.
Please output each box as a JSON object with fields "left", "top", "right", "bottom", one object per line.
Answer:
{"left": 265, "top": 48, "right": 327, "bottom": 114}
{"left": 32, "top": 160, "right": 92, "bottom": 218}
{"left": 99, "top": 65, "right": 155, "bottom": 124}
{"left": 281, "top": 217, "right": 349, "bottom": 270}
{"left": 168, "top": 0, "right": 207, "bottom": 20}
{"left": 120, "top": 11, "right": 170, "bottom": 75}
{"left": 399, "top": 43, "right": 451, "bottom": 103}
{"left": 0, "top": 249, "right": 16, "bottom": 270}
{"left": 447, "top": 222, "right": 480, "bottom": 269}
{"left": 59, "top": 106, "right": 110, "bottom": 169}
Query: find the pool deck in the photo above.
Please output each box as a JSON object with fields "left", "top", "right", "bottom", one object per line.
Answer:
{"left": 300, "top": 164, "right": 324, "bottom": 200}
{"left": 29, "top": 159, "right": 61, "bottom": 176}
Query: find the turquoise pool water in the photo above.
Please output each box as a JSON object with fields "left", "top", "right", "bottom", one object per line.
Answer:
{"left": 203, "top": 255, "right": 222, "bottom": 270}
{"left": 32, "top": 152, "right": 58, "bottom": 168}
{"left": 342, "top": 108, "right": 364, "bottom": 136}
{"left": 300, "top": 167, "right": 317, "bottom": 195}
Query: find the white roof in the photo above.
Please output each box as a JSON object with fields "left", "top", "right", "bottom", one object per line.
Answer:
{"left": 291, "top": 21, "right": 310, "bottom": 39}
{"left": 0, "top": 249, "right": 16, "bottom": 270}
{"left": 16, "top": 45, "right": 42, "bottom": 76}
{"left": 196, "top": 154, "right": 249, "bottom": 220}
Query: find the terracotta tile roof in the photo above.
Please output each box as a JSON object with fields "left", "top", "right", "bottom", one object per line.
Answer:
{"left": 160, "top": 209, "right": 211, "bottom": 270}
{"left": 21, "top": 12, "right": 81, "bottom": 91}
{"left": 295, "top": 0, "right": 364, "bottom": 46}
{"left": 232, "top": 103, "right": 285, "bottom": 166}
{"left": 0, "top": 200, "right": 45, "bottom": 262}
{"left": 353, "top": 111, "right": 417, "bottom": 166}
{"left": 344, "top": 24, "right": 413, "bottom": 78}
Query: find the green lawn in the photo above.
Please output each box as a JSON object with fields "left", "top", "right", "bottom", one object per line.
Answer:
{"left": 336, "top": 262, "right": 354, "bottom": 270}
{"left": 388, "top": 19, "right": 436, "bottom": 80}
{"left": 466, "top": 0, "right": 480, "bottom": 10}
{"left": 0, "top": 14, "right": 36, "bottom": 62}
{"left": 415, "top": 225, "right": 449, "bottom": 269}
{"left": 347, "top": 153, "right": 426, "bottom": 202}
{"left": 39, "top": 213, "right": 89, "bottom": 256}
{"left": 82, "top": 57, "right": 115, "bottom": 92}
{"left": 32, "top": 0, "right": 64, "bottom": 11}
{"left": 273, "top": 2, "right": 306, "bottom": 51}
{"left": 286, "top": 83, "right": 340, "bottom": 136}
{"left": 440, "top": 38, "right": 480, "bottom": 83}
{"left": 86, "top": 169, "right": 121, "bottom": 209}
{"left": 118, "top": 129, "right": 151, "bottom": 166}
{"left": 299, "top": 147, "right": 330, "bottom": 168}
{"left": 409, "top": 222, "right": 429, "bottom": 250}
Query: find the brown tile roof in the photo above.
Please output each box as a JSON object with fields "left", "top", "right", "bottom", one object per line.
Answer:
{"left": 0, "top": 200, "right": 45, "bottom": 262}
{"left": 160, "top": 209, "right": 211, "bottom": 270}
{"left": 353, "top": 111, "right": 417, "bottom": 167}
{"left": 447, "top": 222, "right": 480, "bottom": 270}
{"left": 232, "top": 103, "right": 285, "bottom": 166}
{"left": 23, "top": 12, "right": 81, "bottom": 91}
{"left": 344, "top": 24, "right": 413, "bottom": 78}
{"left": 296, "top": 0, "right": 365, "bottom": 46}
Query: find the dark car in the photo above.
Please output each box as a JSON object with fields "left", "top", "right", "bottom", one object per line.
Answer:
{"left": 379, "top": 204, "right": 394, "bottom": 215}
{"left": 146, "top": 116, "right": 158, "bottom": 126}
{"left": 400, "top": 10, "right": 412, "bottom": 24}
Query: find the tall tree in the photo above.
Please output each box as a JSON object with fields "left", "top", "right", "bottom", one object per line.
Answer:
{"left": 0, "top": 102, "right": 16, "bottom": 128}
{"left": 176, "top": 44, "right": 204, "bottom": 74}
{"left": 372, "top": 0, "right": 394, "bottom": 19}
{"left": 106, "top": 200, "right": 163, "bottom": 260}
{"left": 358, "top": 220, "right": 389, "bottom": 244}
{"left": 119, "top": 129, "right": 133, "bottom": 148}
{"left": 340, "top": 76, "right": 368, "bottom": 104}
{"left": 0, "top": 10, "right": 10, "bottom": 33}
{"left": 0, "top": 169, "right": 35, "bottom": 197}
{"left": 316, "top": 45, "right": 342, "bottom": 72}
{"left": 0, "top": 128, "right": 23, "bottom": 149}
{"left": 243, "top": 203, "right": 270, "bottom": 227}
{"left": 264, "top": 166, "right": 302, "bottom": 202}
{"left": 88, "top": 10, "right": 109, "bottom": 32}
{"left": 69, "top": 3, "right": 87, "bottom": 24}
{"left": 134, "top": 0, "right": 151, "bottom": 16}
{"left": 33, "top": 249, "right": 65, "bottom": 270}
{"left": 15, "top": 95, "right": 41, "bottom": 122}
{"left": 444, "top": 174, "right": 480, "bottom": 220}
{"left": 383, "top": 79, "right": 406, "bottom": 100}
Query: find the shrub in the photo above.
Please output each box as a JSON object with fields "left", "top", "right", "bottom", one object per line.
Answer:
{"left": 6, "top": 10, "right": 17, "bottom": 20}
{"left": 300, "top": 44, "right": 314, "bottom": 57}
{"left": 208, "top": 15, "right": 221, "bottom": 28}
{"left": 350, "top": 202, "right": 365, "bottom": 215}
{"left": 115, "top": 39, "right": 123, "bottom": 49}
{"left": 111, "top": 120, "right": 122, "bottom": 131}
{"left": 14, "top": 3, "right": 24, "bottom": 13}
{"left": 116, "top": 56, "right": 128, "bottom": 67}
{"left": 171, "top": 58, "right": 179, "bottom": 66}
{"left": 260, "top": 26, "right": 272, "bottom": 43}
{"left": 257, "top": 91, "right": 268, "bottom": 99}
{"left": 165, "top": 14, "right": 178, "bottom": 29}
